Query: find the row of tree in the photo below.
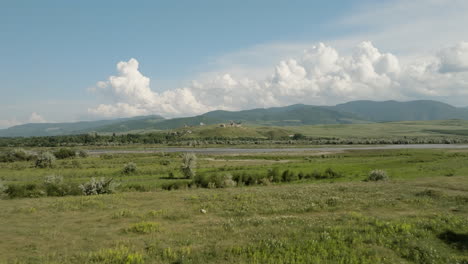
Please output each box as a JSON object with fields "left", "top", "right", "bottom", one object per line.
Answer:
{"left": 1, "top": 132, "right": 468, "bottom": 147}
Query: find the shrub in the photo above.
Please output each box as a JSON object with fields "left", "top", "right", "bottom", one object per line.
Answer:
{"left": 268, "top": 168, "right": 282, "bottom": 183}
{"left": 259, "top": 177, "right": 271, "bottom": 186}
{"left": 193, "top": 173, "right": 237, "bottom": 188}
{"left": 222, "top": 173, "right": 237, "bottom": 188}
{"left": 161, "top": 181, "right": 190, "bottom": 190}
{"left": 100, "top": 154, "right": 114, "bottom": 159}
{"left": 282, "top": 170, "right": 298, "bottom": 182}
{"left": 0, "top": 148, "right": 34, "bottom": 162}
{"left": 53, "top": 148, "right": 76, "bottom": 159}
{"left": 78, "top": 150, "right": 89, "bottom": 158}
{"left": 4, "top": 183, "right": 45, "bottom": 198}
{"left": 160, "top": 160, "right": 170, "bottom": 166}
{"left": 180, "top": 153, "right": 197, "bottom": 179}
{"left": 323, "top": 168, "right": 343, "bottom": 179}
{"left": 124, "top": 183, "right": 150, "bottom": 192}
{"left": 126, "top": 221, "right": 160, "bottom": 234}
{"left": 366, "top": 169, "right": 389, "bottom": 181}
{"left": 43, "top": 175, "right": 69, "bottom": 196}
{"left": 0, "top": 180, "right": 6, "bottom": 198}
{"left": 298, "top": 172, "right": 305, "bottom": 179}
{"left": 292, "top": 133, "right": 306, "bottom": 140}
{"left": 71, "top": 160, "right": 82, "bottom": 168}
{"left": 232, "top": 172, "right": 266, "bottom": 186}
{"left": 123, "top": 162, "right": 137, "bottom": 174}
{"left": 35, "top": 152, "right": 56, "bottom": 168}
{"left": 79, "top": 177, "right": 118, "bottom": 195}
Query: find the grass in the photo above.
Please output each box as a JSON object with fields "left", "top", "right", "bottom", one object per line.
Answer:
{"left": 0, "top": 176, "right": 467, "bottom": 263}
{"left": 0, "top": 147, "right": 468, "bottom": 263}
{"left": 2, "top": 149, "right": 468, "bottom": 192}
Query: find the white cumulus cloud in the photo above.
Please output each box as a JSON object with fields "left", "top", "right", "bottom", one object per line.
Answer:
{"left": 89, "top": 41, "right": 468, "bottom": 118}
{"left": 28, "top": 112, "right": 47, "bottom": 123}
{"left": 438, "top": 41, "right": 468, "bottom": 73}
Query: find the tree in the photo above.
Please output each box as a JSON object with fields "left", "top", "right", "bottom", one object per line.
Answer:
{"left": 180, "top": 153, "right": 197, "bottom": 179}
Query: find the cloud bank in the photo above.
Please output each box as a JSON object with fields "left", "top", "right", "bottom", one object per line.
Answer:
{"left": 0, "top": 112, "right": 47, "bottom": 129}
{"left": 89, "top": 41, "right": 468, "bottom": 118}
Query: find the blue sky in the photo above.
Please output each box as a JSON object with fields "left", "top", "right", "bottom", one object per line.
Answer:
{"left": 1, "top": 0, "right": 468, "bottom": 127}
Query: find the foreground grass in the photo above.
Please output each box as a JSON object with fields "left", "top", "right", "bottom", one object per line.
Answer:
{"left": 0, "top": 176, "right": 467, "bottom": 263}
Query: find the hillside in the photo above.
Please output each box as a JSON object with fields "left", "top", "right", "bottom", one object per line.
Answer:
{"left": 3, "top": 100, "right": 468, "bottom": 137}
{"left": 202, "top": 104, "right": 364, "bottom": 126}
{"left": 172, "top": 125, "right": 295, "bottom": 139}
{"left": 334, "top": 100, "right": 468, "bottom": 122}
{"left": 0, "top": 115, "right": 164, "bottom": 137}
{"left": 116, "top": 104, "right": 365, "bottom": 133}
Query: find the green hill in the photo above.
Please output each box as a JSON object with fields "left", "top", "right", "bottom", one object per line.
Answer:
{"left": 3, "top": 100, "right": 468, "bottom": 137}
{"left": 334, "top": 100, "right": 468, "bottom": 122}
{"left": 96, "top": 104, "right": 365, "bottom": 134}
{"left": 0, "top": 115, "right": 164, "bottom": 137}
{"left": 201, "top": 104, "right": 364, "bottom": 126}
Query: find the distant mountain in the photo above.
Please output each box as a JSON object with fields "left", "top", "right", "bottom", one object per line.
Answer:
{"left": 96, "top": 104, "right": 364, "bottom": 132}
{"left": 333, "top": 100, "right": 468, "bottom": 122}
{"left": 0, "top": 115, "right": 164, "bottom": 137}
{"left": 201, "top": 104, "right": 364, "bottom": 126}
{"left": 2, "top": 100, "right": 468, "bottom": 137}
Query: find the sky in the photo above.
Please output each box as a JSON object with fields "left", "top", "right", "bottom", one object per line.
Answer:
{"left": 1, "top": 0, "right": 468, "bottom": 128}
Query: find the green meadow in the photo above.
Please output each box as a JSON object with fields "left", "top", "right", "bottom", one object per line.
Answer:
{"left": 0, "top": 146, "right": 467, "bottom": 263}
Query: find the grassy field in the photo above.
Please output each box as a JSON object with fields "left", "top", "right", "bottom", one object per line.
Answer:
{"left": 101, "top": 119, "right": 468, "bottom": 140}
{"left": 0, "top": 147, "right": 468, "bottom": 263}
{"left": 167, "top": 119, "right": 468, "bottom": 139}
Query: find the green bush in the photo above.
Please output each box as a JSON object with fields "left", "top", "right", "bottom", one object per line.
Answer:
{"left": 71, "top": 159, "right": 82, "bottom": 168}
{"left": 0, "top": 180, "right": 6, "bottom": 198}
{"left": 100, "top": 154, "right": 114, "bottom": 159}
{"left": 268, "top": 168, "right": 282, "bottom": 183}
{"left": 35, "top": 151, "right": 56, "bottom": 168}
{"left": 160, "top": 160, "right": 170, "bottom": 166}
{"left": 161, "top": 181, "right": 190, "bottom": 190}
{"left": 4, "top": 183, "right": 45, "bottom": 198}
{"left": 323, "top": 168, "right": 343, "bottom": 179}
{"left": 307, "top": 168, "right": 344, "bottom": 179}
{"left": 43, "top": 175, "right": 69, "bottom": 196}
{"left": 79, "top": 177, "right": 118, "bottom": 195}
{"left": 282, "top": 170, "right": 298, "bottom": 182}
{"left": 222, "top": 173, "right": 237, "bottom": 187}
{"left": 232, "top": 172, "right": 266, "bottom": 186}
{"left": 123, "top": 162, "right": 137, "bottom": 174}
{"left": 123, "top": 183, "right": 150, "bottom": 192}
{"left": 292, "top": 133, "right": 306, "bottom": 140}
{"left": 0, "top": 148, "right": 35, "bottom": 162}
{"left": 78, "top": 149, "right": 89, "bottom": 158}
{"left": 366, "top": 169, "right": 389, "bottom": 181}
{"left": 193, "top": 173, "right": 215, "bottom": 188}
{"left": 53, "top": 148, "right": 76, "bottom": 159}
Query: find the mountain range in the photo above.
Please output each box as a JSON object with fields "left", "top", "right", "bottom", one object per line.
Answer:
{"left": 1, "top": 100, "right": 468, "bottom": 137}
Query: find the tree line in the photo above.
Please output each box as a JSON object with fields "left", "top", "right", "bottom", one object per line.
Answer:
{"left": 1, "top": 132, "right": 468, "bottom": 147}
